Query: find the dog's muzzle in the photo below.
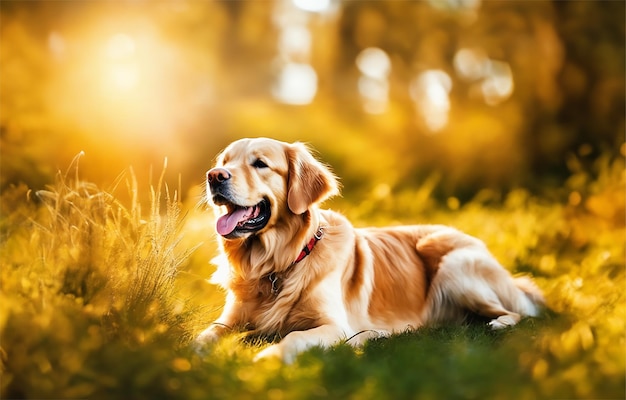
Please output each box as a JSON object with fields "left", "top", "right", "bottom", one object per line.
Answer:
{"left": 206, "top": 167, "right": 271, "bottom": 239}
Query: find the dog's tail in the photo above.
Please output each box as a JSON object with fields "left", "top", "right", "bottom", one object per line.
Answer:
{"left": 511, "top": 275, "right": 545, "bottom": 317}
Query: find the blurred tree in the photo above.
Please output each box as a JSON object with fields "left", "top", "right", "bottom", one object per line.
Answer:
{"left": 334, "top": 0, "right": 624, "bottom": 198}
{"left": 0, "top": 0, "right": 623, "bottom": 201}
{"left": 544, "top": 1, "right": 625, "bottom": 173}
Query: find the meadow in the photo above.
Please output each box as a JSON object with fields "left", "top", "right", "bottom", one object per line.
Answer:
{"left": 1, "top": 1, "right": 624, "bottom": 398}
{"left": 0, "top": 152, "right": 623, "bottom": 400}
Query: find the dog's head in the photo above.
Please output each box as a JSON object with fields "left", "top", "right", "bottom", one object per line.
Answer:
{"left": 206, "top": 138, "right": 339, "bottom": 240}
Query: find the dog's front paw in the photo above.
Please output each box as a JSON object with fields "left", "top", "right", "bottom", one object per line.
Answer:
{"left": 193, "top": 328, "right": 221, "bottom": 354}
{"left": 254, "top": 344, "right": 299, "bottom": 364}
{"left": 488, "top": 315, "right": 517, "bottom": 330}
{"left": 254, "top": 344, "right": 283, "bottom": 362}
{"left": 196, "top": 329, "right": 220, "bottom": 343}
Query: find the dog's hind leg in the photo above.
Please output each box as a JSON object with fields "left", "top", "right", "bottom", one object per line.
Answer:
{"left": 427, "top": 273, "right": 522, "bottom": 329}
{"left": 424, "top": 246, "right": 540, "bottom": 329}
{"left": 463, "top": 294, "right": 522, "bottom": 330}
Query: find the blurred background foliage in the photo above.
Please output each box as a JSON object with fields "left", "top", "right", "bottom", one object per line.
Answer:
{"left": 1, "top": 0, "right": 623, "bottom": 202}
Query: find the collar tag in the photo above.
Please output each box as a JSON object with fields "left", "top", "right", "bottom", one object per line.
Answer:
{"left": 267, "top": 226, "right": 325, "bottom": 296}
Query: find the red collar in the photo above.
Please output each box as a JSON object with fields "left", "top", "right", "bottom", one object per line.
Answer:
{"left": 293, "top": 226, "right": 324, "bottom": 264}
{"left": 268, "top": 226, "right": 324, "bottom": 296}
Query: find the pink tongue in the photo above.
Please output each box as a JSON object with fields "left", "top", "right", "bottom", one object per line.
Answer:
{"left": 216, "top": 207, "right": 252, "bottom": 236}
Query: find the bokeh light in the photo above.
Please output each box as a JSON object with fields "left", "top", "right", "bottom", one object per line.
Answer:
{"left": 356, "top": 47, "right": 391, "bottom": 114}
{"left": 272, "top": 62, "right": 318, "bottom": 105}
{"left": 410, "top": 70, "right": 452, "bottom": 132}
{"left": 292, "top": 0, "right": 332, "bottom": 13}
{"left": 454, "top": 48, "right": 488, "bottom": 81}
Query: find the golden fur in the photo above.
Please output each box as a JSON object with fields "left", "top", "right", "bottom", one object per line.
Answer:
{"left": 195, "top": 138, "right": 544, "bottom": 362}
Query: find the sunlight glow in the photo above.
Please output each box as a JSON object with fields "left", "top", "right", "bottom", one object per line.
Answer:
{"left": 272, "top": 62, "right": 318, "bottom": 105}
{"left": 410, "top": 70, "right": 452, "bottom": 132}
{"left": 106, "top": 33, "right": 136, "bottom": 60}
{"left": 102, "top": 34, "right": 140, "bottom": 92}
{"left": 46, "top": 21, "right": 209, "bottom": 148}
{"left": 107, "top": 64, "right": 139, "bottom": 92}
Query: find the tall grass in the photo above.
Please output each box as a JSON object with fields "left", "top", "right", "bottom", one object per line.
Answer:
{"left": 0, "top": 154, "right": 624, "bottom": 399}
{"left": 0, "top": 154, "right": 194, "bottom": 398}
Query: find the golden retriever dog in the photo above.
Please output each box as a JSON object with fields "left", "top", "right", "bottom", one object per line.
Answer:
{"left": 194, "top": 137, "right": 544, "bottom": 363}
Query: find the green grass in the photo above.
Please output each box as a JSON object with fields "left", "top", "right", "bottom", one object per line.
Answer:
{"left": 1, "top": 155, "right": 624, "bottom": 399}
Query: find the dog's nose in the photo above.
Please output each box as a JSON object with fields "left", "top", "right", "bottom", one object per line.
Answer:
{"left": 207, "top": 167, "right": 231, "bottom": 187}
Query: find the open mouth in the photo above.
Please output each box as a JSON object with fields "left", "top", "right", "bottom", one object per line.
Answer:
{"left": 215, "top": 198, "right": 270, "bottom": 238}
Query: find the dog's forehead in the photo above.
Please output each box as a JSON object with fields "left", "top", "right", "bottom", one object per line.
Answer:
{"left": 220, "top": 138, "right": 287, "bottom": 164}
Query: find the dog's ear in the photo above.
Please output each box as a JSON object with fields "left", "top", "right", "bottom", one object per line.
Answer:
{"left": 286, "top": 142, "right": 339, "bottom": 215}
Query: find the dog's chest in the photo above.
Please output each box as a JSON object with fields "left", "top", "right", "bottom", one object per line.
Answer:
{"left": 239, "top": 277, "right": 324, "bottom": 336}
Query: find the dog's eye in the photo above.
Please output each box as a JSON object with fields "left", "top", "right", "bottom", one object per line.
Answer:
{"left": 252, "top": 159, "right": 269, "bottom": 169}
